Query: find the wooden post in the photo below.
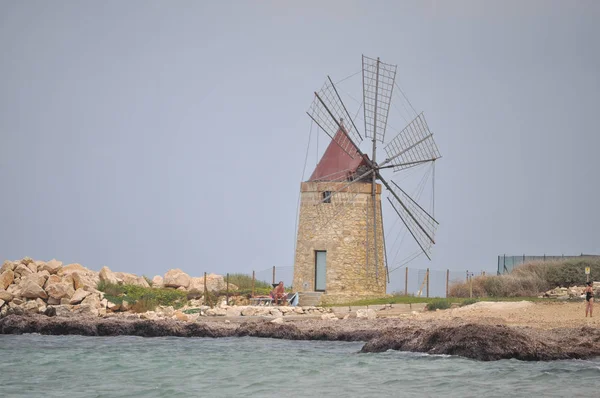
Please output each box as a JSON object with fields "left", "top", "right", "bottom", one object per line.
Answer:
{"left": 272, "top": 266, "right": 276, "bottom": 285}
{"left": 252, "top": 270, "right": 255, "bottom": 298}
{"left": 404, "top": 267, "right": 408, "bottom": 296}
{"left": 426, "top": 268, "right": 430, "bottom": 298}
{"left": 226, "top": 273, "right": 229, "bottom": 306}
{"left": 446, "top": 269, "right": 449, "bottom": 298}
{"left": 204, "top": 272, "right": 210, "bottom": 308}
{"left": 469, "top": 272, "right": 473, "bottom": 298}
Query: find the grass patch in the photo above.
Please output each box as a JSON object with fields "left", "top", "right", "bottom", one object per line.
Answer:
{"left": 183, "top": 308, "right": 202, "bottom": 315}
{"left": 97, "top": 281, "right": 187, "bottom": 312}
{"left": 426, "top": 299, "right": 451, "bottom": 311}
{"left": 460, "top": 298, "right": 479, "bottom": 306}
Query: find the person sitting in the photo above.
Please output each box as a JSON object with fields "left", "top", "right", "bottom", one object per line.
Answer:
{"left": 272, "top": 281, "right": 287, "bottom": 305}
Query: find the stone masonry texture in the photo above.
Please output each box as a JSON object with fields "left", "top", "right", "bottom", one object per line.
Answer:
{"left": 293, "top": 181, "right": 386, "bottom": 304}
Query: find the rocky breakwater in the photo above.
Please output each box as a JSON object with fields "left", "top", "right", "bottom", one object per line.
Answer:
{"left": 0, "top": 258, "right": 105, "bottom": 318}
{"left": 0, "top": 257, "right": 334, "bottom": 322}
{"left": 0, "top": 258, "right": 243, "bottom": 319}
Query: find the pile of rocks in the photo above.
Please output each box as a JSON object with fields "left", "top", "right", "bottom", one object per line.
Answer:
{"left": 0, "top": 258, "right": 105, "bottom": 318}
{"left": 0, "top": 258, "right": 240, "bottom": 319}
{"left": 0, "top": 257, "right": 336, "bottom": 322}
{"left": 151, "top": 268, "right": 238, "bottom": 293}
{"left": 120, "top": 303, "right": 335, "bottom": 323}
{"left": 540, "top": 282, "right": 600, "bottom": 300}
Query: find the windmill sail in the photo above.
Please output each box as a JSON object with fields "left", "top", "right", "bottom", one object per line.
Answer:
{"left": 383, "top": 113, "right": 441, "bottom": 171}
{"left": 383, "top": 178, "right": 438, "bottom": 259}
{"left": 307, "top": 77, "right": 363, "bottom": 159}
{"left": 362, "top": 55, "right": 397, "bottom": 143}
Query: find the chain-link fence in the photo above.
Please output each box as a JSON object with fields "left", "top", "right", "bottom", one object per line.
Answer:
{"left": 497, "top": 254, "right": 600, "bottom": 275}
{"left": 218, "top": 265, "right": 483, "bottom": 299}
{"left": 386, "top": 267, "right": 487, "bottom": 298}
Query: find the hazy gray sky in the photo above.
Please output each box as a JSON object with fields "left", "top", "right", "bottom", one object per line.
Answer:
{"left": 1, "top": 1, "right": 598, "bottom": 291}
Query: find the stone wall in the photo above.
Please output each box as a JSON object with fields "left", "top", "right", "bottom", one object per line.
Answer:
{"left": 293, "top": 181, "right": 386, "bottom": 304}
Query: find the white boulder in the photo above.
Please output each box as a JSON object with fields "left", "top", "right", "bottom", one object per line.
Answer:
{"left": 163, "top": 269, "right": 190, "bottom": 289}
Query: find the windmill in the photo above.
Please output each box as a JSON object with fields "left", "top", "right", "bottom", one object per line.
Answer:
{"left": 292, "top": 55, "right": 441, "bottom": 304}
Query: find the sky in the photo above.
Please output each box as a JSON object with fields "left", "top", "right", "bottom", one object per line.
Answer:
{"left": 1, "top": 0, "right": 599, "bottom": 293}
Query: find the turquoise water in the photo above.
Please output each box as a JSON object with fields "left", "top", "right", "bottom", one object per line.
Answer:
{"left": 1, "top": 335, "right": 600, "bottom": 397}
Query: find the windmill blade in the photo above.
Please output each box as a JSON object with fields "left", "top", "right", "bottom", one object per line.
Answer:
{"left": 307, "top": 77, "right": 364, "bottom": 159}
{"left": 362, "top": 55, "right": 397, "bottom": 143}
{"left": 379, "top": 175, "right": 438, "bottom": 260}
{"left": 382, "top": 113, "right": 441, "bottom": 171}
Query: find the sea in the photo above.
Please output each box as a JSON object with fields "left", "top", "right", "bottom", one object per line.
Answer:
{"left": 1, "top": 335, "right": 599, "bottom": 397}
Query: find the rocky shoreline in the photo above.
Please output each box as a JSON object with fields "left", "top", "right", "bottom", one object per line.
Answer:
{"left": 2, "top": 314, "right": 600, "bottom": 362}
{"left": 3, "top": 257, "right": 600, "bottom": 362}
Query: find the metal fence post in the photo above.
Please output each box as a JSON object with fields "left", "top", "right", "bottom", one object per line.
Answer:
{"left": 446, "top": 269, "right": 449, "bottom": 298}
{"left": 226, "top": 273, "right": 229, "bottom": 306}
{"left": 405, "top": 267, "right": 408, "bottom": 296}
{"left": 272, "top": 266, "right": 275, "bottom": 285}
{"left": 426, "top": 268, "right": 430, "bottom": 298}
{"left": 252, "top": 270, "right": 255, "bottom": 298}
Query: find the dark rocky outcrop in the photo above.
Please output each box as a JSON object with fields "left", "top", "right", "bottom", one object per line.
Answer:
{"left": 0, "top": 315, "right": 235, "bottom": 338}
{"left": 3, "top": 315, "right": 600, "bottom": 361}
{"left": 360, "top": 323, "right": 600, "bottom": 361}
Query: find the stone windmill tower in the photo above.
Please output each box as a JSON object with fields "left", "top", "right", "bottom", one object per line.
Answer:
{"left": 292, "top": 56, "right": 442, "bottom": 305}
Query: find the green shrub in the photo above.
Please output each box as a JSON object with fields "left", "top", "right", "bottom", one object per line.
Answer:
{"left": 426, "top": 299, "right": 451, "bottom": 311}
{"left": 448, "top": 257, "right": 600, "bottom": 298}
{"left": 97, "top": 281, "right": 187, "bottom": 312}
{"left": 461, "top": 298, "right": 478, "bottom": 306}
{"left": 226, "top": 273, "right": 272, "bottom": 290}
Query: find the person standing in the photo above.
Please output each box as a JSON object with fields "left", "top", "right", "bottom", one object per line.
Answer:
{"left": 585, "top": 281, "right": 594, "bottom": 317}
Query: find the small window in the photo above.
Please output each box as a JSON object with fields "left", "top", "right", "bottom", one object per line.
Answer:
{"left": 322, "top": 191, "right": 332, "bottom": 203}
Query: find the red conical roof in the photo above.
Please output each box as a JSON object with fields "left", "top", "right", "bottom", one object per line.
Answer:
{"left": 309, "top": 129, "right": 368, "bottom": 181}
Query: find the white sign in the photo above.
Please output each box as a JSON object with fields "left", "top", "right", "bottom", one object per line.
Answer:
{"left": 585, "top": 267, "right": 591, "bottom": 275}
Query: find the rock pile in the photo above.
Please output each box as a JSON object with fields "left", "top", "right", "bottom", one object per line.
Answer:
{"left": 0, "top": 258, "right": 104, "bottom": 318}
{"left": 540, "top": 282, "right": 600, "bottom": 300}
{"left": 0, "top": 257, "right": 333, "bottom": 322}
{"left": 0, "top": 258, "right": 243, "bottom": 319}
{"left": 145, "top": 303, "right": 333, "bottom": 322}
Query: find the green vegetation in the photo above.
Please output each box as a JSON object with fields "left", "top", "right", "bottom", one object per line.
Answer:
{"left": 449, "top": 257, "right": 600, "bottom": 298}
{"left": 460, "top": 298, "right": 479, "bottom": 306}
{"left": 97, "top": 281, "right": 187, "bottom": 312}
{"left": 226, "top": 273, "right": 272, "bottom": 290}
{"left": 182, "top": 308, "right": 202, "bottom": 315}
{"left": 426, "top": 299, "right": 451, "bottom": 311}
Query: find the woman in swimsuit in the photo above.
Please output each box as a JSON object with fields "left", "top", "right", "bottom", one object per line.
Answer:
{"left": 585, "top": 281, "right": 594, "bottom": 317}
